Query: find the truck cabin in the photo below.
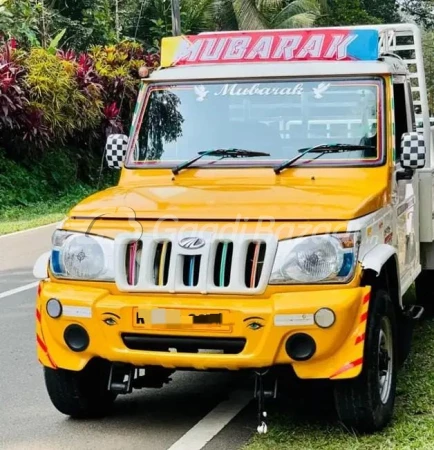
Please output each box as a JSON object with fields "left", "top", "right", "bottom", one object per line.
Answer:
{"left": 113, "top": 27, "right": 427, "bottom": 178}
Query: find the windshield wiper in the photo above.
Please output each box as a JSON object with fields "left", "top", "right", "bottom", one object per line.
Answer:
{"left": 274, "top": 143, "right": 376, "bottom": 175}
{"left": 172, "top": 148, "right": 270, "bottom": 175}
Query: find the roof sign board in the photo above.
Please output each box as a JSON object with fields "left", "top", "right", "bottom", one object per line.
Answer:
{"left": 160, "top": 29, "right": 379, "bottom": 68}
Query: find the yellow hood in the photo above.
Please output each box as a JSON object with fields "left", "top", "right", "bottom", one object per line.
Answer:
{"left": 69, "top": 167, "right": 389, "bottom": 222}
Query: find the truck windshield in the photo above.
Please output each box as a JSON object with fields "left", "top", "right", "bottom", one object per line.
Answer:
{"left": 126, "top": 77, "right": 383, "bottom": 169}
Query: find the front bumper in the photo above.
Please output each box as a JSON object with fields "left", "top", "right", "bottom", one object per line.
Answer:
{"left": 36, "top": 280, "right": 371, "bottom": 380}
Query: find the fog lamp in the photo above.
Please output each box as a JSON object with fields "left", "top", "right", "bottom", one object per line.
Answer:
{"left": 285, "top": 333, "right": 316, "bottom": 361}
{"left": 46, "top": 298, "right": 62, "bottom": 318}
{"left": 314, "top": 308, "right": 335, "bottom": 328}
{"left": 64, "top": 324, "right": 89, "bottom": 352}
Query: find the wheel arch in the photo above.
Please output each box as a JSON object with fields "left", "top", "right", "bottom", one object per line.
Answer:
{"left": 360, "top": 245, "right": 411, "bottom": 368}
{"left": 360, "top": 244, "right": 402, "bottom": 311}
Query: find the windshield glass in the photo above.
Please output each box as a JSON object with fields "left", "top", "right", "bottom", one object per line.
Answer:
{"left": 126, "top": 77, "right": 384, "bottom": 168}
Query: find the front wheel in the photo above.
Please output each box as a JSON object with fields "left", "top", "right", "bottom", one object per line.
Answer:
{"left": 44, "top": 359, "right": 117, "bottom": 419}
{"left": 333, "top": 289, "right": 397, "bottom": 433}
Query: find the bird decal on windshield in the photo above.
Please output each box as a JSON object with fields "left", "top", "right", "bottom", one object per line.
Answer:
{"left": 195, "top": 85, "right": 209, "bottom": 102}
{"left": 313, "top": 82, "right": 331, "bottom": 99}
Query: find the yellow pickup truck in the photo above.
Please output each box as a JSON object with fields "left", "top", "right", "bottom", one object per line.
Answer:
{"left": 34, "top": 23, "right": 434, "bottom": 434}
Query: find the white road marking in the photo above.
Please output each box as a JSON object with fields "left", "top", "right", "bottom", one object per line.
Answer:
{"left": 0, "top": 281, "right": 39, "bottom": 299}
{"left": 167, "top": 389, "right": 251, "bottom": 450}
{"left": 0, "top": 221, "right": 62, "bottom": 240}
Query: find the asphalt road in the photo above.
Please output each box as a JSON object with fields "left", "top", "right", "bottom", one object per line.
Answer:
{"left": 0, "top": 224, "right": 257, "bottom": 450}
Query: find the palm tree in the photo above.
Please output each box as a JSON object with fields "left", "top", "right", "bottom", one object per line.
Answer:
{"left": 139, "top": 0, "right": 327, "bottom": 48}
{"left": 230, "top": 0, "right": 328, "bottom": 30}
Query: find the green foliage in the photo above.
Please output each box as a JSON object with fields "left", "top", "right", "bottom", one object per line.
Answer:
{"left": 361, "top": 0, "right": 401, "bottom": 24}
{"left": 316, "top": 0, "right": 380, "bottom": 26}
{"left": 402, "top": 1, "right": 434, "bottom": 29}
{"left": 0, "top": 0, "right": 41, "bottom": 46}
{"left": 90, "top": 41, "right": 143, "bottom": 81}
{"left": 232, "top": 0, "right": 267, "bottom": 30}
{"left": 137, "top": 0, "right": 220, "bottom": 49}
{"left": 180, "top": 0, "right": 230, "bottom": 33}
{"left": 88, "top": 40, "right": 150, "bottom": 132}
{"left": 0, "top": 0, "right": 13, "bottom": 36}
{"left": 0, "top": 146, "right": 77, "bottom": 207}
{"left": 47, "top": 28, "right": 66, "bottom": 55}
{"left": 81, "top": 1, "right": 117, "bottom": 45}
{"left": 0, "top": 146, "right": 118, "bottom": 209}
{"left": 0, "top": 39, "right": 159, "bottom": 155}
{"left": 1, "top": 0, "right": 411, "bottom": 54}
{"left": 206, "top": 0, "right": 239, "bottom": 32}
{"left": 50, "top": 0, "right": 117, "bottom": 51}
{"left": 231, "top": 0, "right": 327, "bottom": 30}
{"left": 24, "top": 48, "right": 102, "bottom": 143}
{"left": 271, "top": 0, "right": 325, "bottom": 28}
{"left": 0, "top": 143, "right": 119, "bottom": 235}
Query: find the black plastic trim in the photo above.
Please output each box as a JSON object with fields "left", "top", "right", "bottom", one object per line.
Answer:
{"left": 122, "top": 333, "right": 246, "bottom": 354}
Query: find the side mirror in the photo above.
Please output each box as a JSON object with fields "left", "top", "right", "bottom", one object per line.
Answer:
{"left": 400, "top": 132, "right": 426, "bottom": 170}
{"left": 105, "top": 134, "right": 129, "bottom": 169}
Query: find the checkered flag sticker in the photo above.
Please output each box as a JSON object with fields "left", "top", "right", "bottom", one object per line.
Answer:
{"left": 106, "top": 134, "right": 129, "bottom": 169}
{"left": 401, "top": 132, "right": 426, "bottom": 169}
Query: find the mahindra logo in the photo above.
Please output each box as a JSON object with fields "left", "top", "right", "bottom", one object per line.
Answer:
{"left": 179, "top": 237, "right": 205, "bottom": 249}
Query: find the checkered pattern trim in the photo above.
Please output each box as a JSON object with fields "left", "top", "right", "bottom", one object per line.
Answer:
{"left": 106, "top": 134, "right": 128, "bottom": 169}
{"left": 401, "top": 132, "right": 425, "bottom": 169}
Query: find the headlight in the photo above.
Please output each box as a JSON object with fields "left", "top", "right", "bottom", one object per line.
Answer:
{"left": 269, "top": 233, "right": 360, "bottom": 284}
{"left": 50, "top": 230, "right": 114, "bottom": 281}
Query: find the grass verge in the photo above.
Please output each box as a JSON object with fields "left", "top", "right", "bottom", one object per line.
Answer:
{"left": 0, "top": 186, "right": 95, "bottom": 236}
{"left": 243, "top": 290, "right": 434, "bottom": 450}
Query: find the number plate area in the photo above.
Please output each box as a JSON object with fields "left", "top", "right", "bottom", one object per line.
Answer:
{"left": 132, "top": 308, "right": 232, "bottom": 332}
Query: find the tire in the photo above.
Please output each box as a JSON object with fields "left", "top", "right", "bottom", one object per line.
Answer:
{"left": 44, "top": 359, "right": 117, "bottom": 419}
{"left": 333, "top": 289, "right": 397, "bottom": 433}
{"left": 415, "top": 270, "right": 434, "bottom": 318}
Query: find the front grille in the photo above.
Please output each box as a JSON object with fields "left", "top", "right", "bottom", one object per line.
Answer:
{"left": 122, "top": 333, "right": 246, "bottom": 354}
{"left": 182, "top": 254, "right": 201, "bottom": 287}
{"left": 213, "top": 242, "right": 233, "bottom": 287}
{"left": 245, "top": 242, "right": 267, "bottom": 289}
{"left": 114, "top": 233, "right": 277, "bottom": 294}
{"left": 153, "top": 241, "right": 172, "bottom": 286}
{"left": 125, "top": 241, "right": 142, "bottom": 286}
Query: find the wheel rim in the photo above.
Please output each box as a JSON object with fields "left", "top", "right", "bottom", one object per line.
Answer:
{"left": 378, "top": 317, "right": 393, "bottom": 404}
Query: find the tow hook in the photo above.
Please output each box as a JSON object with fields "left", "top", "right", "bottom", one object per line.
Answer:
{"left": 108, "top": 364, "right": 175, "bottom": 393}
{"left": 254, "top": 369, "right": 278, "bottom": 434}
{"left": 108, "top": 363, "right": 134, "bottom": 394}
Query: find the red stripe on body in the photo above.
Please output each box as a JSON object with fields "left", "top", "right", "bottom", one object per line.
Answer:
{"left": 330, "top": 357, "right": 364, "bottom": 379}
{"left": 47, "top": 354, "right": 57, "bottom": 369}
{"left": 37, "top": 334, "right": 57, "bottom": 368}
{"left": 355, "top": 333, "right": 365, "bottom": 344}
{"left": 36, "top": 334, "right": 47, "bottom": 353}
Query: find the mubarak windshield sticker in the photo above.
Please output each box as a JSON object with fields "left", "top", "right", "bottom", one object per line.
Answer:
{"left": 194, "top": 82, "right": 331, "bottom": 101}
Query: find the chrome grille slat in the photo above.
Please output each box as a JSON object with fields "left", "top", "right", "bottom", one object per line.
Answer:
{"left": 114, "top": 232, "right": 278, "bottom": 295}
